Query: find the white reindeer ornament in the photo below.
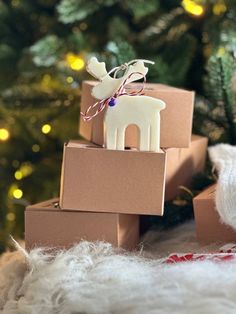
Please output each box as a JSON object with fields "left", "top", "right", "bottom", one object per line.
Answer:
{"left": 81, "top": 57, "right": 166, "bottom": 152}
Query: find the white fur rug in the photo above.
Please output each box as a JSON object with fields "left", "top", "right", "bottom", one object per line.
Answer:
{"left": 1, "top": 221, "right": 236, "bottom": 314}
{"left": 208, "top": 144, "right": 236, "bottom": 230}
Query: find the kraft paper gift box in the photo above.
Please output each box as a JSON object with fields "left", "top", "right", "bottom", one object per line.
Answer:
{"left": 60, "top": 135, "right": 207, "bottom": 215}
{"left": 59, "top": 140, "right": 166, "bottom": 215}
{"left": 25, "top": 198, "right": 139, "bottom": 250}
{"left": 79, "top": 81, "right": 194, "bottom": 149}
{"left": 165, "top": 135, "right": 208, "bottom": 201}
{"left": 193, "top": 184, "right": 236, "bottom": 244}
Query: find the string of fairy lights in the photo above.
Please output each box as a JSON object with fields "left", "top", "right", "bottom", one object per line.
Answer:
{"left": 182, "top": 0, "right": 227, "bottom": 17}
{"left": 1, "top": 52, "right": 85, "bottom": 209}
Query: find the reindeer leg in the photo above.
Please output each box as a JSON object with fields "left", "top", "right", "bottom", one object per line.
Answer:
{"left": 116, "top": 125, "right": 125, "bottom": 150}
{"left": 150, "top": 113, "right": 160, "bottom": 152}
{"left": 139, "top": 124, "right": 150, "bottom": 151}
{"left": 105, "top": 124, "right": 117, "bottom": 150}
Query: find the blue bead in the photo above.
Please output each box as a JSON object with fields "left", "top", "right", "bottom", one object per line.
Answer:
{"left": 108, "top": 97, "right": 117, "bottom": 107}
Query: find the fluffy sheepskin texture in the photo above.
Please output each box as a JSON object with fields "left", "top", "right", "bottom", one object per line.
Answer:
{"left": 208, "top": 144, "right": 236, "bottom": 230}
{"left": 1, "top": 222, "right": 236, "bottom": 314}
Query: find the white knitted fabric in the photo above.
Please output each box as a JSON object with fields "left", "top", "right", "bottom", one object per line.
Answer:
{"left": 208, "top": 144, "right": 236, "bottom": 230}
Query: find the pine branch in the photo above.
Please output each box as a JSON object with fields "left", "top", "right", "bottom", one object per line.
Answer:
{"left": 219, "top": 57, "right": 236, "bottom": 144}
{"left": 121, "top": 0, "right": 159, "bottom": 21}
{"left": 204, "top": 53, "right": 236, "bottom": 144}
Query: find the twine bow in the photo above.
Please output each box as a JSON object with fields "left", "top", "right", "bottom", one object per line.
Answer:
{"left": 80, "top": 59, "right": 154, "bottom": 122}
{"left": 81, "top": 72, "right": 146, "bottom": 122}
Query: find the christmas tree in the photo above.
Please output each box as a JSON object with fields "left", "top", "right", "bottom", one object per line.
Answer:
{"left": 1, "top": 0, "right": 236, "bottom": 252}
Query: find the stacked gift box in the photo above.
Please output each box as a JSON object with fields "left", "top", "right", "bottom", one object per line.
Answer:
{"left": 25, "top": 61, "right": 209, "bottom": 250}
{"left": 193, "top": 184, "right": 236, "bottom": 244}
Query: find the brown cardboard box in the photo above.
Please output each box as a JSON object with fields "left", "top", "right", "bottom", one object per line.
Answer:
{"left": 79, "top": 81, "right": 194, "bottom": 148}
{"left": 61, "top": 135, "right": 207, "bottom": 215}
{"left": 25, "top": 198, "right": 139, "bottom": 250}
{"left": 193, "top": 184, "right": 236, "bottom": 244}
{"left": 60, "top": 140, "right": 166, "bottom": 215}
{"left": 165, "top": 135, "right": 208, "bottom": 201}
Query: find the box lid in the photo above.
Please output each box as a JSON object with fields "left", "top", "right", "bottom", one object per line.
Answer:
{"left": 67, "top": 140, "right": 165, "bottom": 155}
{"left": 83, "top": 80, "right": 194, "bottom": 94}
{"left": 191, "top": 134, "right": 208, "bottom": 143}
{"left": 26, "top": 198, "right": 60, "bottom": 212}
{"left": 194, "top": 184, "right": 216, "bottom": 201}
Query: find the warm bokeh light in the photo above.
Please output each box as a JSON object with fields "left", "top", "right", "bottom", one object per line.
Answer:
{"left": 66, "top": 76, "right": 74, "bottom": 83}
{"left": 213, "top": 2, "right": 227, "bottom": 15}
{"left": 0, "top": 128, "right": 10, "bottom": 141}
{"left": 15, "top": 163, "right": 33, "bottom": 180}
{"left": 217, "top": 47, "right": 226, "bottom": 56}
{"left": 41, "top": 74, "right": 52, "bottom": 90}
{"left": 11, "top": 0, "right": 20, "bottom": 7}
{"left": 182, "top": 0, "right": 204, "bottom": 16}
{"left": 32, "top": 144, "right": 40, "bottom": 152}
{"left": 21, "top": 163, "right": 33, "bottom": 176}
{"left": 6, "top": 212, "right": 16, "bottom": 222}
{"left": 66, "top": 53, "right": 85, "bottom": 71}
{"left": 13, "top": 188, "right": 23, "bottom": 199}
{"left": 203, "top": 45, "right": 212, "bottom": 58}
{"left": 79, "top": 22, "right": 88, "bottom": 31}
{"left": 41, "top": 124, "right": 52, "bottom": 134}
{"left": 14, "top": 170, "right": 23, "bottom": 180}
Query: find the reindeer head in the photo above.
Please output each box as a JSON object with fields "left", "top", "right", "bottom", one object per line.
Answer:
{"left": 86, "top": 57, "right": 108, "bottom": 80}
{"left": 86, "top": 57, "right": 151, "bottom": 100}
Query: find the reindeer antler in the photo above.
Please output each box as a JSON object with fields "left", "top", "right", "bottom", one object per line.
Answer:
{"left": 86, "top": 57, "right": 108, "bottom": 80}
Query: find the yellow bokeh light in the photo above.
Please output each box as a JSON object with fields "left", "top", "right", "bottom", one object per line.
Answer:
{"left": 182, "top": 0, "right": 204, "bottom": 16}
{"left": 13, "top": 188, "right": 23, "bottom": 199}
{"left": 6, "top": 212, "right": 16, "bottom": 222}
{"left": 217, "top": 47, "right": 226, "bottom": 56}
{"left": 20, "top": 163, "right": 33, "bottom": 176}
{"left": 11, "top": 0, "right": 20, "bottom": 7}
{"left": 42, "top": 74, "right": 51, "bottom": 85}
{"left": 41, "top": 124, "right": 51, "bottom": 134}
{"left": 66, "top": 53, "right": 85, "bottom": 71}
{"left": 213, "top": 2, "right": 227, "bottom": 15}
{"left": 66, "top": 76, "right": 74, "bottom": 83}
{"left": 32, "top": 144, "right": 40, "bottom": 152}
{"left": 203, "top": 45, "right": 212, "bottom": 58}
{"left": 14, "top": 163, "right": 33, "bottom": 180}
{"left": 15, "top": 170, "right": 23, "bottom": 180}
{"left": 0, "top": 128, "right": 10, "bottom": 141}
{"left": 80, "top": 22, "right": 88, "bottom": 31}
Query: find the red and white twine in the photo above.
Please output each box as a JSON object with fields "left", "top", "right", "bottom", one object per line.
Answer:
{"left": 80, "top": 71, "right": 146, "bottom": 122}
